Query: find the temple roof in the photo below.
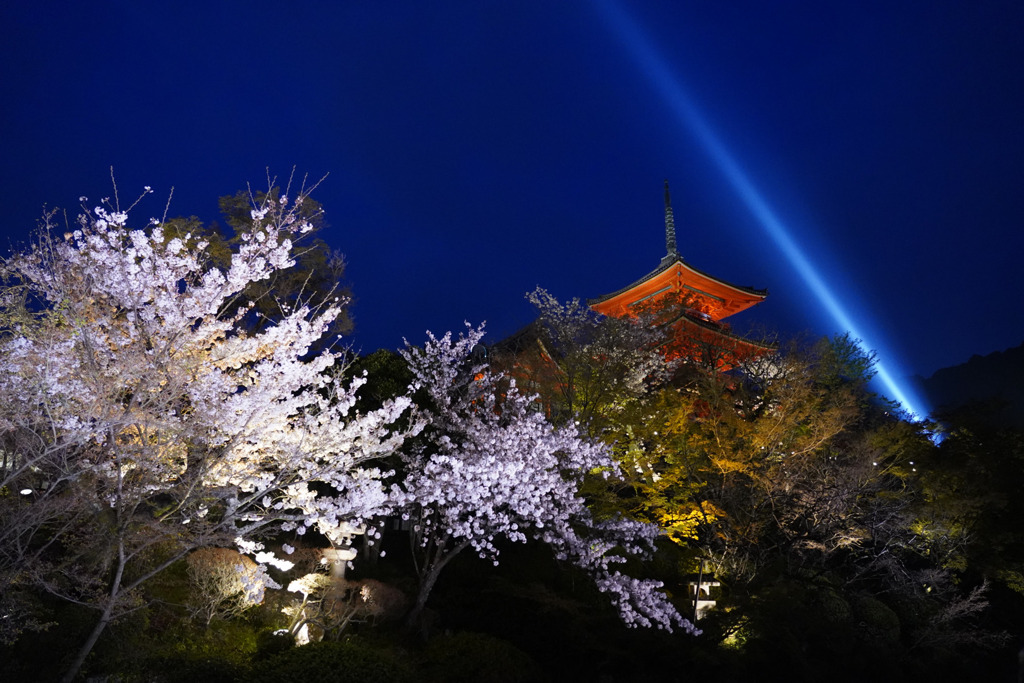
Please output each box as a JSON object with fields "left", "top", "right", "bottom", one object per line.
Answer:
{"left": 661, "top": 308, "right": 777, "bottom": 352}
{"left": 588, "top": 181, "right": 767, "bottom": 321}
{"left": 589, "top": 254, "right": 767, "bottom": 305}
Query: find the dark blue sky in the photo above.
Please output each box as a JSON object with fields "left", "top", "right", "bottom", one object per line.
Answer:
{"left": 3, "top": 2, "right": 1024, "bottom": 407}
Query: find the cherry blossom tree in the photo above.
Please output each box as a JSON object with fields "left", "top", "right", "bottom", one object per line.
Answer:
{"left": 0, "top": 179, "right": 414, "bottom": 681}
{"left": 508, "top": 287, "right": 672, "bottom": 435}
{"left": 392, "top": 325, "right": 697, "bottom": 634}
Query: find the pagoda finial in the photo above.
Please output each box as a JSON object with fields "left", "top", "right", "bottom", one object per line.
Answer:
{"left": 664, "top": 179, "right": 678, "bottom": 259}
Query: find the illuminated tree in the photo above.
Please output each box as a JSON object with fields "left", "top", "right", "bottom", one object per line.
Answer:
{"left": 185, "top": 547, "right": 265, "bottom": 625}
{"left": 392, "top": 325, "right": 696, "bottom": 633}
{"left": 0, "top": 181, "right": 413, "bottom": 681}
{"left": 602, "top": 387, "right": 720, "bottom": 548}
{"left": 501, "top": 287, "right": 672, "bottom": 434}
{"left": 283, "top": 574, "right": 404, "bottom": 643}
{"left": 492, "top": 289, "right": 1007, "bottom": 670}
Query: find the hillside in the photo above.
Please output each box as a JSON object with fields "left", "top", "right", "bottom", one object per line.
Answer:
{"left": 913, "top": 341, "right": 1024, "bottom": 428}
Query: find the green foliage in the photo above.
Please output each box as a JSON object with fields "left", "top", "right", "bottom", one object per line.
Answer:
{"left": 251, "top": 638, "right": 415, "bottom": 683}
{"left": 814, "top": 586, "right": 853, "bottom": 626}
{"left": 0, "top": 599, "right": 95, "bottom": 681}
{"left": 498, "top": 289, "right": 1018, "bottom": 674}
{"left": 120, "top": 618, "right": 259, "bottom": 683}
{"left": 421, "top": 631, "right": 544, "bottom": 683}
{"left": 511, "top": 287, "right": 670, "bottom": 434}
{"left": 160, "top": 215, "right": 233, "bottom": 268}
{"left": 913, "top": 417, "right": 1024, "bottom": 588}
{"left": 726, "top": 580, "right": 910, "bottom": 683}
{"left": 814, "top": 332, "right": 877, "bottom": 390}
{"left": 4, "top": 217, "right": 1022, "bottom": 681}
{"left": 851, "top": 594, "right": 901, "bottom": 644}
{"left": 597, "top": 386, "right": 717, "bottom": 548}
{"left": 347, "top": 348, "right": 414, "bottom": 413}
{"left": 216, "top": 188, "right": 352, "bottom": 336}
{"left": 185, "top": 547, "right": 263, "bottom": 625}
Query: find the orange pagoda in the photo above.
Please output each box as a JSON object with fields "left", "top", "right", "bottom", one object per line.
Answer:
{"left": 588, "top": 181, "right": 772, "bottom": 369}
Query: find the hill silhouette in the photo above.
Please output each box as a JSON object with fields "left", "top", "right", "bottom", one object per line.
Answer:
{"left": 913, "top": 341, "right": 1024, "bottom": 429}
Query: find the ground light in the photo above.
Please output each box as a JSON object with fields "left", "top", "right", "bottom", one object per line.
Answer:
{"left": 596, "top": 0, "right": 931, "bottom": 422}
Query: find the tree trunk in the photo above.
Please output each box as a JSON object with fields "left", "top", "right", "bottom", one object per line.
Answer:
{"left": 403, "top": 539, "right": 470, "bottom": 631}
{"left": 60, "top": 542, "right": 127, "bottom": 683}
{"left": 60, "top": 600, "right": 116, "bottom": 683}
{"left": 404, "top": 562, "right": 442, "bottom": 631}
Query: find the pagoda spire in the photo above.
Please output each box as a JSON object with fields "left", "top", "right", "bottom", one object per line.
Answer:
{"left": 663, "top": 179, "right": 679, "bottom": 261}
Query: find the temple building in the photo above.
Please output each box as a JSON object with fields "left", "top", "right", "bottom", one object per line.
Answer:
{"left": 492, "top": 182, "right": 773, "bottom": 408}
{"left": 587, "top": 181, "right": 772, "bottom": 369}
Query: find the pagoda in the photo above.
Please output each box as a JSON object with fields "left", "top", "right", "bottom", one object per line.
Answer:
{"left": 588, "top": 181, "right": 772, "bottom": 369}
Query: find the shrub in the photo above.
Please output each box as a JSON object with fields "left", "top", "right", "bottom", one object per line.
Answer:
{"left": 251, "top": 639, "right": 414, "bottom": 683}
{"left": 186, "top": 547, "right": 263, "bottom": 625}
{"left": 422, "top": 631, "right": 544, "bottom": 683}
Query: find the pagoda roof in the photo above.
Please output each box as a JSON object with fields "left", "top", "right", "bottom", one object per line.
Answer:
{"left": 588, "top": 181, "right": 767, "bottom": 321}
{"left": 588, "top": 253, "right": 767, "bottom": 309}
{"left": 661, "top": 307, "right": 777, "bottom": 352}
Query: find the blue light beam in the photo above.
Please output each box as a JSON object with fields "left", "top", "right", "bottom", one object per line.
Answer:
{"left": 597, "top": 0, "right": 929, "bottom": 420}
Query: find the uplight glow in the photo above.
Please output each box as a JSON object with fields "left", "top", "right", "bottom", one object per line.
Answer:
{"left": 597, "top": 0, "right": 929, "bottom": 420}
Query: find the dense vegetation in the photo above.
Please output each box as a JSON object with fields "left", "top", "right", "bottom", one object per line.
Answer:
{"left": 1, "top": 183, "right": 1022, "bottom": 681}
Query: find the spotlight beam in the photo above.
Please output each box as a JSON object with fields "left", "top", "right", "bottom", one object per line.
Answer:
{"left": 596, "top": 0, "right": 928, "bottom": 420}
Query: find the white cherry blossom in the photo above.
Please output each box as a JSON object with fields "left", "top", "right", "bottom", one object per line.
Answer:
{"left": 394, "top": 324, "right": 696, "bottom": 633}
{"left": 0, "top": 184, "right": 417, "bottom": 680}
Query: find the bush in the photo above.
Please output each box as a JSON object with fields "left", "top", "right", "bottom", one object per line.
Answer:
{"left": 186, "top": 547, "right": 265, "bottom": 625}
{"left": 251, "top": 639, "right": 414, "bottom": 683}
{"left": 139, "top": 619, "right": 260, "bottom": 683}
{"left": 851, "top": 594, "right": 901, "bottom": 644}
{"left": 422, "top": 631, "right": 544, "bottom": 683}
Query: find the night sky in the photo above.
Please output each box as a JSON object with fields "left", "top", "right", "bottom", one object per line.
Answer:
{"left": 3, "top": 2, "right": 1024, "bottom": 415}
